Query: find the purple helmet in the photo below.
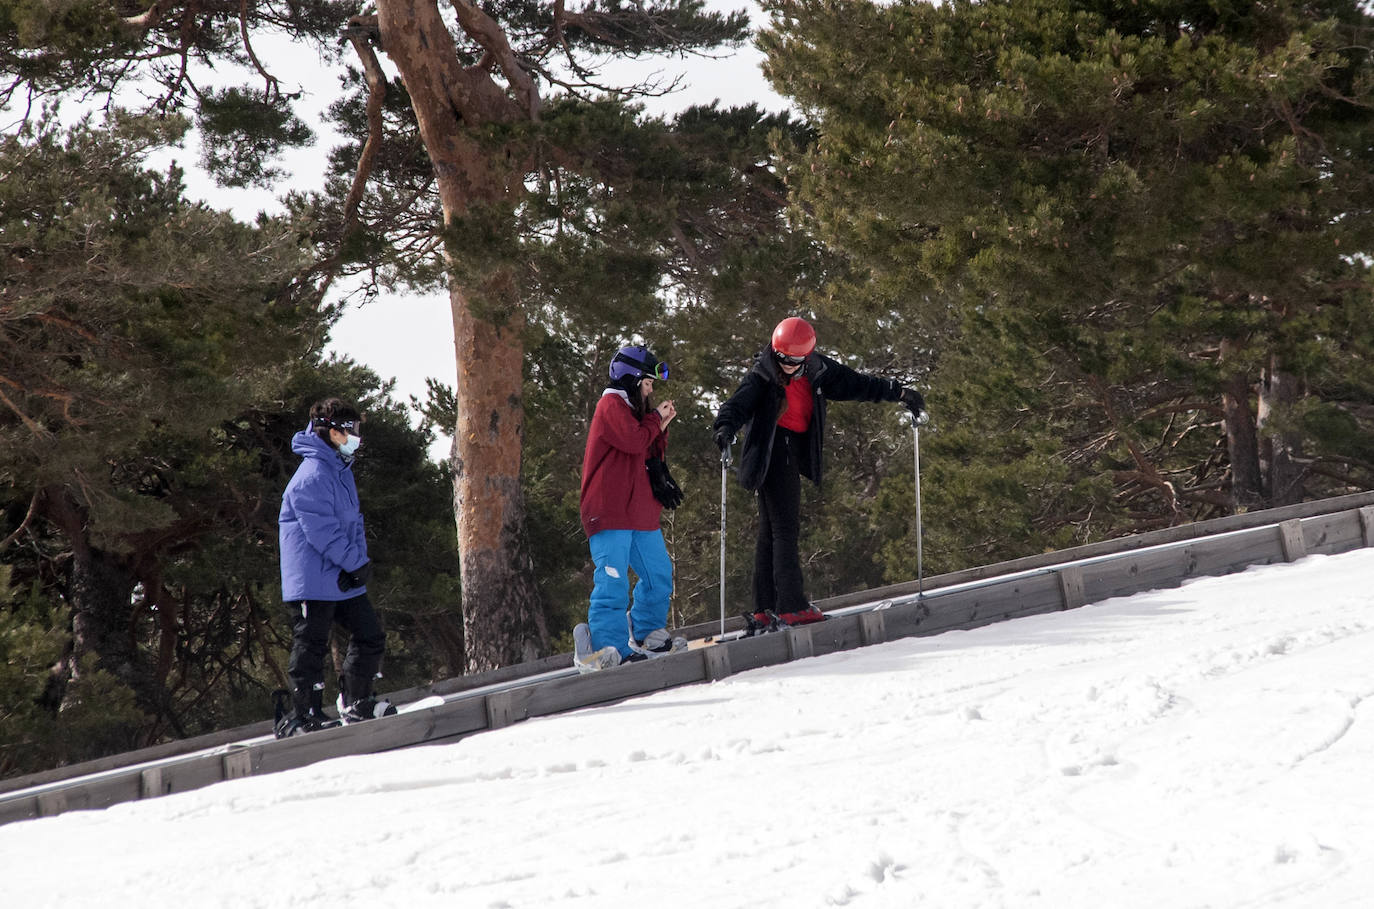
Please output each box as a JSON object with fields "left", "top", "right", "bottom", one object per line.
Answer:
{"left": 610, "top": 345, "right": 669, "bottom": 382}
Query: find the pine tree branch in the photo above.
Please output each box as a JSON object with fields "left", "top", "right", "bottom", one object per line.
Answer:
{"left": 0, "top": 379, "right": 52, "bottom": 439}
{"left": 238, "top": 0, "right": 281, "bottom": 101}
{"left": 0, "top": 488, "right": 41, "bottom": 550}
{"left": 448, "top": 0, "right": 541, "bottom": 120}
{"left": 341, "top": 16, "right": 390, "bottom": 252}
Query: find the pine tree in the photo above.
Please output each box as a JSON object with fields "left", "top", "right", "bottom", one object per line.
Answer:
{"left": 499, "top": 102, "right": 826, "bottom": 634}
{"left": 0, "top": 111, "right": 325, "bottom": 738}
{"left": 763, "top": 0, "right": 1374, "bottom": 557}
{"left": 339, "top": 2, "right": 751, "bottom": 670}
{"left": 0, "top": 112, "right": 458, "bottom": 764}
{"left": 3, "top": 0, "right": 753, "bottom": 671}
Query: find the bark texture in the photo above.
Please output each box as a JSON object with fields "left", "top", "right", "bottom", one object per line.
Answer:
{"left": 376, "top": 0, "right": 549, "bottom": 671}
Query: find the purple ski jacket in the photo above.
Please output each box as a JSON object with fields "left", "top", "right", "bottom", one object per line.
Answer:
{"left": 279, "top": 429, "right": 369, "bottom": 602}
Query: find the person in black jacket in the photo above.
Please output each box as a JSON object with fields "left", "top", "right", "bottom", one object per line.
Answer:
{"left": 712, "top": 317, "right": 927, "bottom": 626}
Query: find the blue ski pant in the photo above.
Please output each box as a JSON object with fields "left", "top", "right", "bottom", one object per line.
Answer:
{"left": 587, "top": 529, "right": 673, "bottom": 658}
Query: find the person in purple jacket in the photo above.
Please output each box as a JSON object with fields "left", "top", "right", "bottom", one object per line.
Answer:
{"left": 274, "top": 397, "right": 395, "bottom": 738}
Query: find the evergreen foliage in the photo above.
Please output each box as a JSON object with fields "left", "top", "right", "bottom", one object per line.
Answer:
{"left": 481, "top": 101, "right": 835, "bottom": 637}
{"left": 197, "top": 86, "right": 314, "bottom": 188}
{"left": 0, "top": 114, "right": 455, "bottom": 776}
{"left": 763, "top": 0, "right": 1374, "bottom": 570}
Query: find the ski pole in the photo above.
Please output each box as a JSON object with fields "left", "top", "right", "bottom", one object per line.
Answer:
{"left": 719, "top": 441, "right": 731, "bottom": 638}
{"left": 911, "top": 410, "right": 929, "bottom": 600}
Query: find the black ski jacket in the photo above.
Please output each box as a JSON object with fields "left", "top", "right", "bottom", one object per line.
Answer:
{"left": 713, "top": 349, "right": 906, "bottom": 492}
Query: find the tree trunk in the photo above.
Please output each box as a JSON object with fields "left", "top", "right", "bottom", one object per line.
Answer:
{"left": 1258, "top": 358, "right": 1305, "bottom": 507}
{"left": 1219, "top": 338, "right": 1264, "bottom": 512}
{"left": 39, "top": 488, "right": 146, "bottom": 707}
{"left": 67, "top": 546, "right": 139, "bottom": 684}
{"left": 377, "top": 0, "right": 549, "bottom": 671}
{"left": 451, "top": 284, "right": 548, "bottom": 671}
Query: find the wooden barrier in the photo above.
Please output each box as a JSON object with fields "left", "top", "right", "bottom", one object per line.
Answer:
{"left": 5, "top": 492, "right": 1374, "bottom": 827}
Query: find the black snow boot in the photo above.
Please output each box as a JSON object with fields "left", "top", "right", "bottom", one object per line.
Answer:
{"left": 336, "top": 674, "right": 398, "bottom": 724}
{"left": 273, "top": 685, "right": 340, "bottom": 739}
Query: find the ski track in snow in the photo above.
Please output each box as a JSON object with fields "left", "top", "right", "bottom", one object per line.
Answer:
{"left": 3, "top": 552, "right": 1374, "bottom": 907}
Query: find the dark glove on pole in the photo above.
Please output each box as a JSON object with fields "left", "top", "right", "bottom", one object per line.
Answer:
{"left": 899, "top": 388, "right": 929, "bottom": 425}
{"left": 713, "top": 428, "right": 735, "bottom": 466}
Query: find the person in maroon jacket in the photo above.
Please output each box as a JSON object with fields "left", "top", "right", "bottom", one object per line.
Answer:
{"left": 574, "top": 345, "right": 684, "bottom": 671}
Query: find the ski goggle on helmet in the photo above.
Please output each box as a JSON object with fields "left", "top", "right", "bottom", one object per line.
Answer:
{"left": 610, "top": 346, "right": 669, "bottom": 382}
{"left": 771, "top": 316, "right": 816, "bottom": 365}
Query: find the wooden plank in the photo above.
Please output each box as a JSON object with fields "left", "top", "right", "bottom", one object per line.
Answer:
{"left": 514, "top": 654, "right": 709, "bottom": 724}
{"left": 908, "top": 572, "right": 1068, "bottom": 637}
{"left": 53, "top": 774, "right": 140, "bottom": 814}
{"left": 485, "top": 691, "right": 516, "bottom": 730}
{"left": 1300, "top": 511, "right": 1364, "bottom": 556}
{"left": 222, "top": 749, "right": 253, "bottom": 781}
{"left": 620, "top": 654, "right": 703, "bottom": 695}
{"left": 812, "top": 613, "right": 872, "bottom": 657}
{"left": 880, "top": 597, "right": 932, "bottom": 641}
{"left": 859, "top": 611, "right": 887, "bottom": 646}
{"left": 36, "top": 791, "right": 68, "bottom": 817}
{"left": 1360, "top": 506, "right": 1374, "bottom": 547}
{"left": 1058, "top": 565, "right": 1085, "bottom": 610}
{"left": 721, "top": 632, "right": 790, "bottom": 675}
{"left": 786, "top": 626, "right": 815, "bottom": 660}
{"left": 404, "top": 656, "right": 688, "bottom": 737}
{"left": 1279, "top": 519, "right": 1307, "bottom": 561}
{"left": 0, "top": 796, "right": 39, "bottom": 825}
{"left": 411, "top": 697, "right": 489, "bottom": 744}
{"left": 0, "top": 723, "right": 274, "bottom": 798}
{"left": 157, "top": 754, "right": 226, "bottom": 797}
{"left": 702, "top": 644, "right": 732, "bottom": 681}
{"left": 517, "top": 670, "right": 646, "bottom": 717}
{"left": 1083, "top": 545, "right": 1194, "bottom": 603}
{"left": 140, "top": 767, "right": 164, "bottom": 800}
{"left": 333, "top": 698, "right": 490, "bottom": 757}
{"left": 1190, "top": 527, "right": 1286, "bottom": 578}
{"left": 935, "top": 572, "right": 1064, "bottom": 626}
{"left": 814, "top": 491, "right": 1374, "bottom": 611}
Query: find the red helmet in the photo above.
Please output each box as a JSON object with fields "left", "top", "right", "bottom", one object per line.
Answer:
{"left": 771, "top": 317, "right": 816, "bottom": 359}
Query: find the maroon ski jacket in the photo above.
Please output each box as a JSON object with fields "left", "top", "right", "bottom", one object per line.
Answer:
{"left": 579, "top": 389, "right": 668, "bottom": 538}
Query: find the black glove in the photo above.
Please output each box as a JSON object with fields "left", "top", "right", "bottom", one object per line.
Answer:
{"left": 899, "top": 387, "right": 928, "bottom": 421}
{"left": 337, "top": 560, "right": 372, "bottom": 592}
{"left": 646, "top": 457, "right": 684, "bottom": 509}
{"left": 713, "top": 428, "right": 735, "bottom": 466}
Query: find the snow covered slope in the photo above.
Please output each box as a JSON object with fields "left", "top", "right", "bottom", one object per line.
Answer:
{"left": 3, "top": 548, "right": 1372, "bottom": 908}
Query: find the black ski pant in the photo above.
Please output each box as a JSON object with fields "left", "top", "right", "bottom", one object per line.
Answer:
{"left": 286, "top": 593, "right": 385, "bottom": 702}
{"left": 753, "top": 428, "right": 810, "bottom": 614}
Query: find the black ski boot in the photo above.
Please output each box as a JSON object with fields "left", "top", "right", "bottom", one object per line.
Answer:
{"left": 336, "top": 673, "right": 398, "bottom": 724}
{"left": 273, "top": 684, "right": 341, "bottom": 739}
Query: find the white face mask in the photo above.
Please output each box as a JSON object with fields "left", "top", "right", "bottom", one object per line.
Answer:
{"left": 338, "top": 433, "right": 362, "bottom": 457}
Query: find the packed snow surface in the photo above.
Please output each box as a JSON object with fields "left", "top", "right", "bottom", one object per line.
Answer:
{"left": 5, "top": 549, "right": 1374, "bottom": 908}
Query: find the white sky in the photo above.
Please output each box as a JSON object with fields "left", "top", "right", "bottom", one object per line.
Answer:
{"left": 179, "top": 2, "right": 787, "bottom": 462}
{"left": 4, "top": 546, "right": 1372, "bottom": 907}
